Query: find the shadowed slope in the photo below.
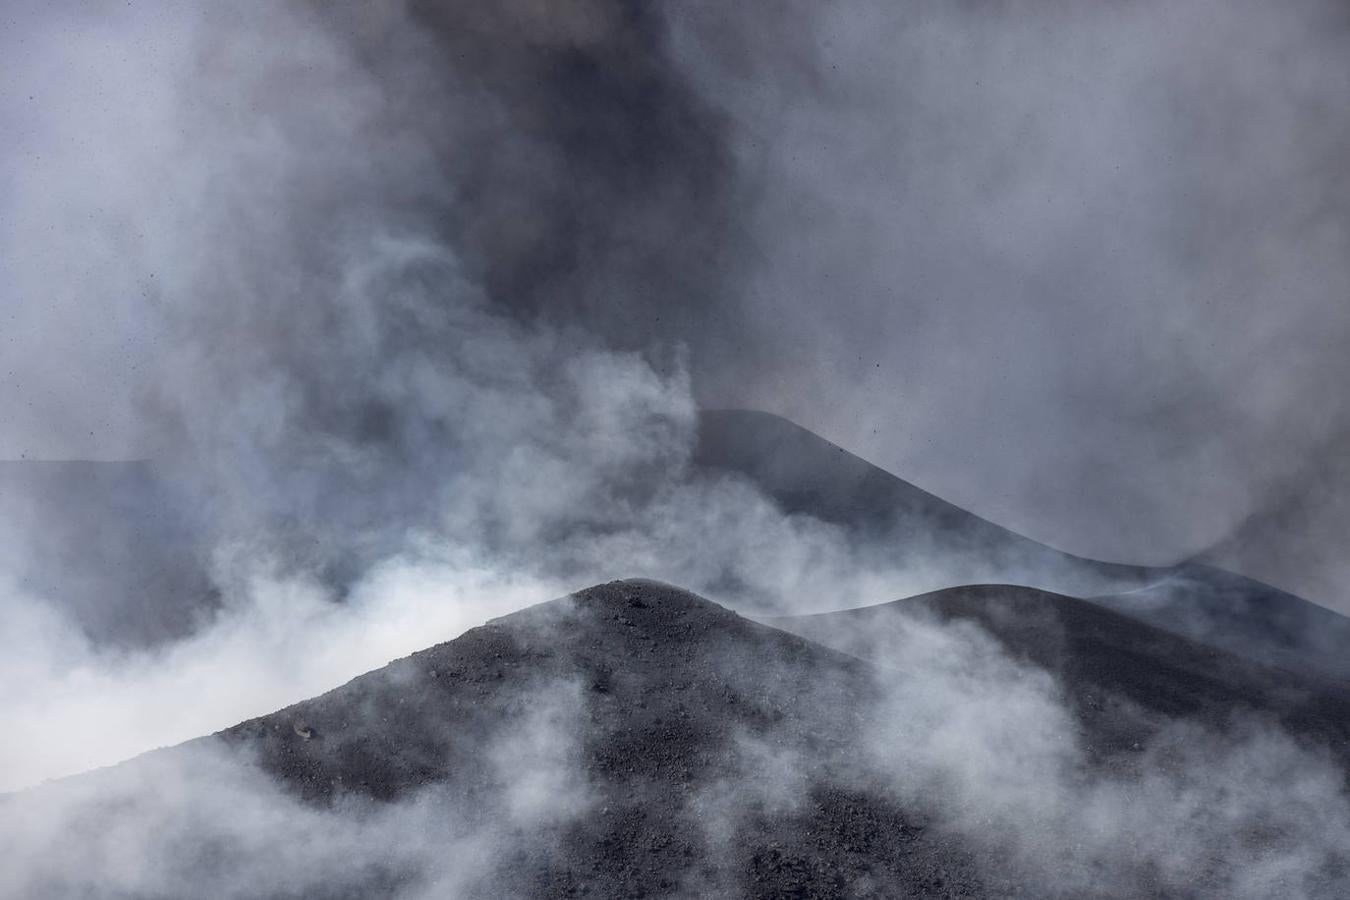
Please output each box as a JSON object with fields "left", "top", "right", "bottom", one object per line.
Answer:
{"left": 8, "top": 580, "right": 988, "bottom": 899}
{"left": 1094, "top": 565, "right": 1350, "bottom": 683}
{"left": 698, "top": 409, "right": 1350, "bottom": 683}
{"left": 9, "top": 410, "right": 1350, "bottom": 685}
{"left": 10, "top": 580, "right": 1350, "bottom": 898}
{"left": 775, "top": 584, "right": 1350, "bottom": 764}
{"left": 694, "top": 408, "right": 1158, "bottom": 595}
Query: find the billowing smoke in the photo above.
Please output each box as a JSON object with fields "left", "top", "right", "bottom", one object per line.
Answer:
{"left": 4, "top": 1, "right": 1350, "bottom": 897}
{"left": 9, "top": 0, "right": 1350, "bottom": 601}
{"left": 672, "top": 0, "right": 1350, "bottom": 594}
{"left": 5, "top": 585, "right": 1348, "bottom": 898}
{"left": 0, "top": 0, "right": 1053, "bottom": 788}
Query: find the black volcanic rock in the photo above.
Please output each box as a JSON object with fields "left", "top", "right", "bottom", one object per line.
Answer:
{"left": 219, "top": 579, "right": 991, "bottom": 897}
{"left": 10, "top": 579, "right": 1350, "bottom": 898}
{"left": 13, "top": 409, "right": 1350, "bottom": 690}
{"left": 775, "top": 584, "right": 1350, "bottom": 767}
{"left": 9, "top": 581, "right": 990, "bottom": 899}
{"left": 697, "top": 409, "right": 1350, "bottom": 684}
{"left": 693, "top": 409, "right": 1158, "bottom": 595}
{"left": 1094, "top": 565, "right": 1350, "bottom": 684}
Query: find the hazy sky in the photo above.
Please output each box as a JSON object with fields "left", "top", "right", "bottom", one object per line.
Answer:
{"left": 6, "top": 10, "right": 1350, "bottom": 895}
{"left": 4, "top": 0, "right": 1350, "bottom": 601}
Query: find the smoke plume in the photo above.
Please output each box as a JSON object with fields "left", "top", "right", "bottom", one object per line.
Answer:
{"left": 4, "top": 2, "right": 1350, "bottom": 897}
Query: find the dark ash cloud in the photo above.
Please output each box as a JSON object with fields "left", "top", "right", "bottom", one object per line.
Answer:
{"left": 5, "top": 0, "right": 1350, "bottom": 827}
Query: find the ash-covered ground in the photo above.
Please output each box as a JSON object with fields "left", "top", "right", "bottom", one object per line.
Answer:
{"left": 6, "top": 574, "right": 1350, "bottom": 898}
{"left": 7, "top": 412, "right": 1350, "bottom": 899}
{"left": 9, "top": 3, "right": 1350, "bottom": 897}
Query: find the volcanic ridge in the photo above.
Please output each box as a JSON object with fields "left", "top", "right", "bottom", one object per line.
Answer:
{"left": 9, "top": 577, "right": 1350, "bottom": 898}
{"left": 8, "top": 413, "right": 1350, "bottom": 898}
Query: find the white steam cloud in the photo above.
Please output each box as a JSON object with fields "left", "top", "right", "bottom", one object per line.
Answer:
{"left": 2, "top": 2, "right": 1349, "bottom": 898}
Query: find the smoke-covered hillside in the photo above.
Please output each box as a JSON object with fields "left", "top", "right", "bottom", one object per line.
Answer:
{"left": 7, "top": 2, "right": 1350, "bottom": 896}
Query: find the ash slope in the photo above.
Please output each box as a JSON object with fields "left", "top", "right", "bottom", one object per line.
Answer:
{"left": 12, "top": 580, "right": 1350, "bottom": 899}
{"left": 699, "top": 409, "right": 1350, "bottom": 683}
{"left": 775, "top": 584, "right": 1350, "bottom": 766}
{"left": 9, "top": 580, "right": 988, "bottom": 899}
{"left": 694, "top": 409, "right": 1158, "bottom": 594}
{"left": 9, "top": 409, "right": 1349, "bottom": 681}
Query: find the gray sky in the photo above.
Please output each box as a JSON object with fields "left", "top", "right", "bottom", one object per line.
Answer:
{"left": 675, "top": 0, "right": 1350, "bottom": 586}
{"left": 4, "top": 0, "right": 1350, "bottom": 608}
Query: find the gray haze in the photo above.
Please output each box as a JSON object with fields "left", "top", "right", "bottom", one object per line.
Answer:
{"left": 671, "top": 0, "right": 1350, "bottom": 581}
{"left": 6, "top": 0, "right": 1350, "bottom": 612}
{"left": 6, "top": 584, "right": 1348, "bottom": 898}
{"left": 3, "top": 0, "right": 1350, "bottom": 837}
